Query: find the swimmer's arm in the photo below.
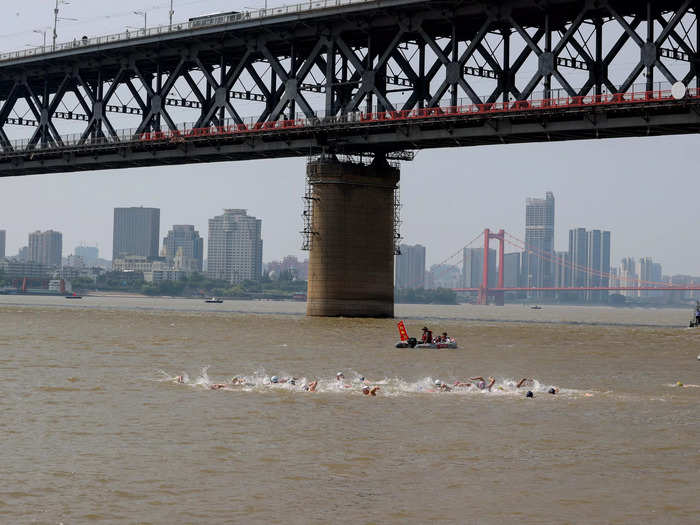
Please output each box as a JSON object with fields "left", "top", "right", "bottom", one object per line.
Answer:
{"left": 469, "top": 377, "right": 485, "bottom": 382}
{"left": 487, "top": 378, "right": 496, "bottom": 390}
{"left": 517, "top": 378, "right": 529, "bottom": 388}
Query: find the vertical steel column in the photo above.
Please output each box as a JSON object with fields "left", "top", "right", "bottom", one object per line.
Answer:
{"left": 155, "top": 65, "right": 162, "bottom": 131}
{"left": 697, "top": 1, "right": 700, "bottom": 90}
{"left": 595, "top": 16, "right": 603, "bottom": 96}
{"left": 219, "top": 55, "right": 226, "bottom": 124}
{"left": 325, "top": 39, "right": 335, "bottom": 116}
{"left": 418, "top": 41, "right": 426, "bottom": 109}
{"left": 451, "top": 20, "right": 458, "bottom": 107}
{"left": 646, "top": 0, "right": 654, "bottom": 92}
{"left": 503, "top": 28, "right": 510, "bottom": 104}
{"left": 289, "top": 43, "right": 297, "bottom": 120}
{"left": 41, "top": 79, "right": 49, "bottom": 148}
{"left": 544, "top": 13, "right": 552, "bottom": 100}
{"left": 366, "top": 34, "right": 374, "bottom": 114}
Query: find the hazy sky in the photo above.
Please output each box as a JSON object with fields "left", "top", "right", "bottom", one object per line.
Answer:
{"left": 1, "top": 1, "right": 699, "bottom": 275}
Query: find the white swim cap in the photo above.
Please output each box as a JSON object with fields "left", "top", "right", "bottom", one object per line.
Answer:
{"left": 362, "top": 385, "right": 370, "bottom": 391}
{"left": 271, "top": 376, "right": 279, "bottom": 383}
{"left": 434, "top": 379, "right": 442, "bottom": 386}
{"left": 336, "top": 372, "right": 343, "bottom": 377}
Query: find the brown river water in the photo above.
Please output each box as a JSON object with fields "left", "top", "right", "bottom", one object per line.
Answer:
{"left": 1, "top": 296, "right": 699, "bottom": 524}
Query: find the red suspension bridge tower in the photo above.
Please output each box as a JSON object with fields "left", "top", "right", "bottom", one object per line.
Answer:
{"left": 478, "top": 228, "right": 505, "bottom": 306}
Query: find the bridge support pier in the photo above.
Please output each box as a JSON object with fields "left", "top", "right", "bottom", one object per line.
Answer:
{"left": 305, "top": 155, "right": 399, "bottom": 318}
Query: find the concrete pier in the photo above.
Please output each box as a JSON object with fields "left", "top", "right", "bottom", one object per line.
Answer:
{"left": 306, "top": 156, "right": 399, "bottom": 318}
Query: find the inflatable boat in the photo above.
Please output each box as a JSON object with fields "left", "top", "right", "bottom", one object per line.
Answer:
{"left": 395, "top": 338, "right": 458, "bottom": 349}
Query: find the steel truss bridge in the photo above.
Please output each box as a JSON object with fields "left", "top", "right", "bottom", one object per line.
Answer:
{"left": 1, "top": 0, "right": 700, "bottom": 176}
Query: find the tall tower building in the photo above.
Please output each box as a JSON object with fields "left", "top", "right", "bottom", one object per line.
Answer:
{"left": 28, "top": 230, "right": 62, "bottom": 267}
{"left": 113, "top": 207, "right": 160, "bottom": 260}
{"left": 523, "top": 192, "right": 555, "bottom": 294}
{"left": 567, "top": 228, "right": 611, "bottom": 302}
{"left": 0, "top": 229, "right": 5, "bottom": 258}
{"left": 568, "top": 227, "right": 588, "bottom": 288}
{"left": 395, "top": 244, "right": 426, "bottom": 289}
{"left": 462, "top": 247, "right": 496, "bottom": 288}
{"left": 207, "top": 209, "right": 263, "bottom": 283}
{"left": 163, "top": 225, "right": 204, "bottom": 272}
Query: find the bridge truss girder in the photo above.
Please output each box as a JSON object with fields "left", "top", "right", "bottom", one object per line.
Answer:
{"left": 0, "top": 0, "right": 699, "bottom": 170}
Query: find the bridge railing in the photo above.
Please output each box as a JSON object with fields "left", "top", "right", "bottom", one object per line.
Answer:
{"left": 0, "top": 0, "right": 376, "bottom": 64}
{"left": 2, "top": 85, "right": 697, "bottom": 156}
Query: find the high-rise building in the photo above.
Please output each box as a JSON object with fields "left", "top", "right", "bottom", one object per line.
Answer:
{"left": 553, "top": 251, "right": 570, "bottom": 290}
{"left": 75, "top": 246, "right": 99, "bottom": 266}
{"left": 619, "top": 257, "right": 637, "bottom": 297}
{"left": 28, "top": 230, "right": 62, "bottom": 267}
{"left": 523, "top": 192, "right": 555, "bottom": 295}
{"left": 503, "top": 252, "right": 521, "bottom": 288}
{"left": 566, "top": 228, "right": 611, "bottom": 301}
{"left": 568, "top": 227, "right": 588, "bottom": 288}
{"left": 636, "top": 257, "right": 663, "bottom": 297}
{"left": 162, "top": 225, "right": 204, "bottom": 272}
{"left": 0, "top": 229, "right": 5, "bottom": 258}
{"left": 462, "top": 247, "right": 496, "bottom": 288}
{"left": 395, "top": 244, "right": 426, "bottom": 289}
{"left": 207, "top": 209, "right": 263, "bottom": 284}
{"left": 112, "top": 207, "right": 160, "bottom": 260}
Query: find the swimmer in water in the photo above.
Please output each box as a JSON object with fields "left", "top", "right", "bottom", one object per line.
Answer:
{"left": 470, "top": 376, "right": 496, "bottom": 391}
{"left": 525, "top": 391, "right": 534, "bottom": 398}
{"left": 361, "top": 385, "right": 380, "bottom": 396}
{"left": 517, "top": 378, "right": 533, "bottom": 389}
{"left": 307, "top": 380, "right": 318, "bottom": 392}
{"left": 548, "top": 387, "right": 559, "bottom": 395}
{"left": 434, "top": 379, "right": 452, "bottom": 392}
{"left": 453, "top": 380, "right": 472, "bottom": 388}
{"left": 175, "top": 375, "right": 184, "bottom": 384}
{"left": 210, "top": 383, "right": 228, "bottom": 390}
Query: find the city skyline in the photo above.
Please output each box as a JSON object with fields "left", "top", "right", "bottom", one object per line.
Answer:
{"left": 0, "top": 185, "right": 690, "bottom": 274}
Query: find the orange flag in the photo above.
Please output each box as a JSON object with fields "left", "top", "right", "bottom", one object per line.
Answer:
{"left": 397, "top": 321, "right": 409, "bottom": 341}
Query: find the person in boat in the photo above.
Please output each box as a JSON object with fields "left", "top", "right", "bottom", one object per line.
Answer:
{"left": 421, "top": 327, "right": 433, "bottom": 344}
{"left": 470, "top": 376, "right": 496, "bottom": 391}
{"left": 361, "top": 385, "right": 380, "bottom": 396}
{"left": 695, "top": 304, "right": 700, "bottom": 325}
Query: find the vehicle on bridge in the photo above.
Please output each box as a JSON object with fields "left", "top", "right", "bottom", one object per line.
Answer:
{"left": 188, "top": 11, "right": 248, "bottom": 28}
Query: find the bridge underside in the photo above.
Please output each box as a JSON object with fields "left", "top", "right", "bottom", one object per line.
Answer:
{"left": 3, "top": 98, "right": 700, "bottom": 175}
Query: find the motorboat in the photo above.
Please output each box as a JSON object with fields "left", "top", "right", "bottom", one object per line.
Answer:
{"left": 65, "top": 294, "right": 83, "bottom": 299}
{"left": 530, "top": 305, "right": 543, "bottom": 310}
{"left": 205, "top": 297, "right": 224, "bottom": 303}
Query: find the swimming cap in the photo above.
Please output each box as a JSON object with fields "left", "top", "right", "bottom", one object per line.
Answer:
{"left": 526, "top": 391, "right": 534, "bottom": 398}
{"left": 362, "top": 385, "right": 370, "bottom": 391}
{"left": 548, "top": 388, "right": 556, "bottom": 395}
{"left": 271, "top": 376, "right": 279, "bottom": 383}
{"left": 359, "top": 377, "right": 365, "bottom": 381}
{"left": 289, "top": 379, "right": 296, "bottom": 385}
{"left": 336, "top": 372, "right": 343, "bottom": 377}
